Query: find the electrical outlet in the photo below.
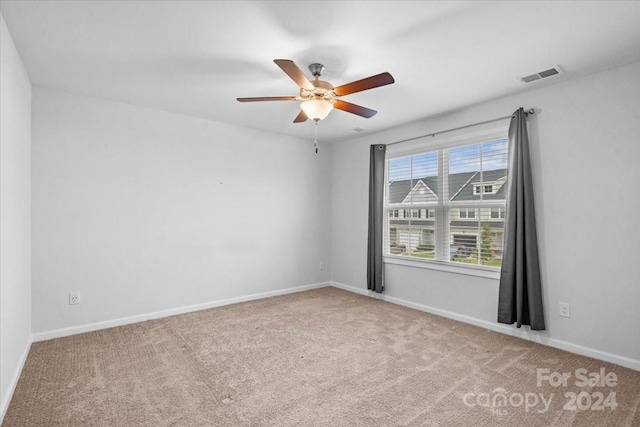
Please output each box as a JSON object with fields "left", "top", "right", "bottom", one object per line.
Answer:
{"left": 559, "top": 302, "right": 571, "bottom": 318}
{"left": 319, "top": 261, "right": 325, "bottom": 270}
{"left": 69, "top": 291, "right": 80, "bottom": 305}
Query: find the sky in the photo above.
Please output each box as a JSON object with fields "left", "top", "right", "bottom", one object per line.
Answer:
{"left": 388, "top": 138, "right": 508, "bottom": 181}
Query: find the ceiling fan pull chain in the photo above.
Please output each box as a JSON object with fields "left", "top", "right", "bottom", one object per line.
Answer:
{"left": 314, "top": 121, "right": 319, "bottom": 154}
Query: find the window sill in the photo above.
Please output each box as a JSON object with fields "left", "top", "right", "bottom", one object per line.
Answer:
{"left": 383, "top": 255, "right": 501, "bottom": 280}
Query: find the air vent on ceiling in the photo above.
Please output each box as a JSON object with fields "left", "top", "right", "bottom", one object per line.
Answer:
{"left": 519, "top": 65, "right": 563, "bottom": 83}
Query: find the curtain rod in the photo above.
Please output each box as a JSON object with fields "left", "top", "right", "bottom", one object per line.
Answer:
{"left": 386, "top": 108, "right": 535, "bottom": 146}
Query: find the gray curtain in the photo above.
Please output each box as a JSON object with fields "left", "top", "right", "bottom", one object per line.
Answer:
{"left": 498, "top": 108, "right": 545, "bottom": 330}
{"left": 367, "top": 144, "right": 386, "bottom": 293}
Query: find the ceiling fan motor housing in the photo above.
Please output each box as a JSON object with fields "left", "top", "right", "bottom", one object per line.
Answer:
{"left": 308, "top": 63, "right": 325, "bottom": 77}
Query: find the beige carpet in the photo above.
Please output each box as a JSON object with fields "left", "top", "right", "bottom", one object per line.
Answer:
{"left": 4, "top": 287, "right": 640, "bottom": 426}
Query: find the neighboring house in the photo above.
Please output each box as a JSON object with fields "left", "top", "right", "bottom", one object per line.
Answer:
{"left": 388, "top": 168, "right": 507, "bottom": 258}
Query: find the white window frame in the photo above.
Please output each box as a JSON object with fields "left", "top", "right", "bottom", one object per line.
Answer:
{"left": 383, "top": 124, "right": 508, "bottom": 279}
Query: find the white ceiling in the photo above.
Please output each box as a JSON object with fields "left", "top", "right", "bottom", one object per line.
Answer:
{"left": 2, "top": 1, "right": 640, "bottom": 142}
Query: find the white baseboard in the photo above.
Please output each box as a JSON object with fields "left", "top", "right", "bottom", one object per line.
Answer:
{"left": 1, "top": 336, "right": 33, "bottom": 424}
{"left": 330, "top": 281, "right": 640, "bottom": 372}
{"left": 33, "top": 282, "right": 331, "bottom": 342}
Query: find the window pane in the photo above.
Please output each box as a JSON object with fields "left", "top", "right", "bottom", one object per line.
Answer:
{"left": 388, "top": 156, "right": 413, "bottom": 205}
{"left": 482, "top": 139, "right": 508, "bottom": 172}
{"left": 447, "top": 208, "right": 504, "bottom": 267}
{"left": 386, "top": 207, "right": 436, "bottom": 260}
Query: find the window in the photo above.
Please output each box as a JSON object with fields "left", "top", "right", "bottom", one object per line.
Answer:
{"left": 491, "top": 207, "right": 505, "bottom": 219}
{"left": 459, "top": 208, "right": 476, "bottom": 219}
{"left": 385, "top": 135, "right": 508, "bottom": 269}
{"left": 474, "top": 183, "right": 498, "bottom": 194}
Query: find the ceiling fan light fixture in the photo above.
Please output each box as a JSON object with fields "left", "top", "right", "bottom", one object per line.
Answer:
{"left": 300, "top": 99, "right": 333, "bottom": 121}
{"left": 237, "top": 59, "right": 395, "bottom": 124}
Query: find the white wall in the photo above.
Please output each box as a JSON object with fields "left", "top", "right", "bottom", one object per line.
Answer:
{"left": 31, "top": 87, "right": 331, "bottom": 334}
{"left": 330, "top": 62, "right": 640, "bottom": 368}
{"left": 0, "top": 13, "right": 32, "bottom": 419}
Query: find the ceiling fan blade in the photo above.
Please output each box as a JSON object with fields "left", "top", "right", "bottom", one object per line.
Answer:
{"left": 293, "top": 110, "right": 308, "bottom": 123}
{"left": 333, "top": 72, "right": 395, "bottom": 96}
{"left": 333, "top": 100, "right": 378, "bottom": 118}
{"left": 237, "top": 96, "right": 298, "bottom": 102}
{"left": 274, "top": 59, "right": 315, "bottom": 90}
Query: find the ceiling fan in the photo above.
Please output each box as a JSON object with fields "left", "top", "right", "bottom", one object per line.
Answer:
{"left": 237, "top": 59, "right": 395, "bottom": 123}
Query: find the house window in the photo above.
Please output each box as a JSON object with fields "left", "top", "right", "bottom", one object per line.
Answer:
{"left": 459, "top": 208, "right": 476, "bottom": 219}
{"left": 385, "top": 136, "right": 508, "bottom": 269}
{"left": 491, "top": 208, "right": 505, "bottom": 219}
{"left": 390, "top": 228, "right": 398, "bottom": 244}
{"left": 474, "top": 183, "right": 498, "bottom": 194}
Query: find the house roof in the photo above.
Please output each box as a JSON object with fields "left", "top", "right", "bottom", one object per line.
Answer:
{"left": 451, "top": 169, "right": 507, "bottom": 202}
{"left": 388, "top": 168, "right": 507, "bottom": 204}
